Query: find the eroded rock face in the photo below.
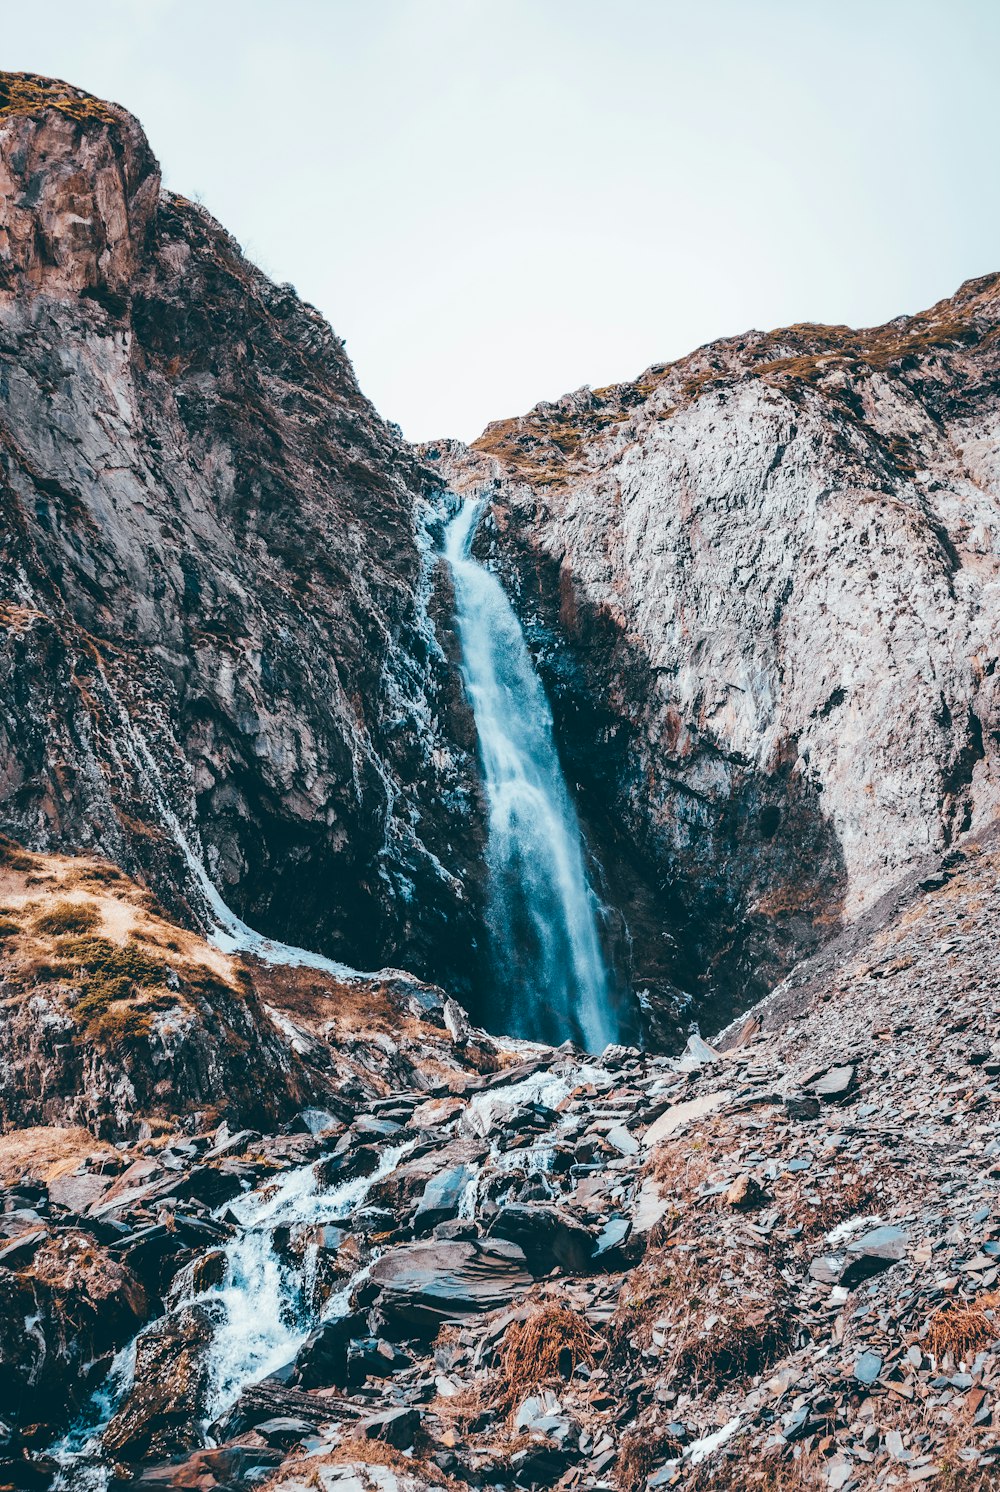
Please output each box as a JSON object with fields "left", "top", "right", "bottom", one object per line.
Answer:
{"left": 427, "top": 276, "right": 1000, "bottom": 1038}
{"left": 0, "top": 73, "right": 486, "bottom": 997}
{"left": 0, "top": 1228, "right": 147, "bottom": 1435}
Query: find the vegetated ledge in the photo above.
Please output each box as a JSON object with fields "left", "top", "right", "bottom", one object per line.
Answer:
{"left": 0, "top": 72, "right": 121, "bottom": 126}
{"left": 470, "top": 270, "right": 1000, "bottom": 484}
{"left": 0, "top": 834, "right": 499, "bottom": 1141}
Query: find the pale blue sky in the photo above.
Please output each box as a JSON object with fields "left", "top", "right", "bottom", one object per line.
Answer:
{"left": 5, "top": 1, "right": 996, "bottom": 441}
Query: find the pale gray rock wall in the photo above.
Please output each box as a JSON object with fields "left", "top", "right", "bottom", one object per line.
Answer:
{"left": 426, "top": 276, "right": 1000, "bottom": 1036}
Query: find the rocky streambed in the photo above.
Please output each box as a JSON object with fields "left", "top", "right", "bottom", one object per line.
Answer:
{"left": 4, "top": 827, "right": 1000, "bottom": 1492}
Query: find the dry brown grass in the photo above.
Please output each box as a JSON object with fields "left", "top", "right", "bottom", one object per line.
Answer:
{"left": 0, "top": 834, "right": 34, "bottom": 871}
{"left": 933, "top": 1458, "right": 996, "bottom": 1490}
{"left": 262, "top": 1434, "right": 467, "bottom": 1492}
{"left": 0, "top": 72, "right": 119, "bottom": 125}
{"left": 616, "top": 1426, "right": 685, "bottom": 1491}
{"left": 649, "top": 1138, "right": 713, "bottom": 1197}
{"left": 0, "top": 1125, "right": 114, "bottom": 1185}
{"left": 778, "top": 1169, "right": 890, "bottom": 1238}
{"left": 431, "top": 1380, "right": 493, "bottom": 1435}
{"left": 927, "top": 1293, "right": 1000, "bottom": 1363}
{"left": 681, "top": 1449, "right": 824, "bottom": 1489}
{"left": 498, "top": 1304, "right": 597, "bottom": 1402}
{"left": 610, "top": 1247, "right": 794, "bottom": 1391}
{"left": 32, "top": 900, "right": 101, "bottom": 936}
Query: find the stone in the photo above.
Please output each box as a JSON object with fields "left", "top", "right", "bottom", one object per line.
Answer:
{"left": 209, "top": 1381, "right": 345, "bottom": 1443}
{"left": 345, "top": 1337, "right": 412, "bottom": 1383}
{"left": 594, "top": 1216, "right": 632, "bottom": 1256}
{"left": 854, "top": 1351, "right": 882, "bottom": 1385}
{"left": 807, "top": 1065, "right": 857, "bottom": 1102}
{"left": 678, "top": 1033, "right": 722, "bottom": 1070}
{"left": 641, "top": 1090, "right": 734, "bottom": 1147}
{"left": 0, "top": 1231, "right": 46, "bottom": 1268}
{"left": 843, "top": 1224, "right": 908, "bottom": 1284}
{"left": 413, "top": 1163, "right": 477, "bottom": 1235}
{"left": 367, "top": 1238, "right": 533, "bottom": 1329}
{"left": 489, "top": 1204, "right": 596, "bottom": 1275}
{"left": 293, "top": 1312, "right": 368, "bottom": 1390}
{"left": 784, "top": 1095, "right": 822, "bottom": 1121}
{"left": 253, "top": 1416, "right": 314, "bottom": 1448}
{"left": 103, "top": 1304, "right": 216, "bottom": 1460}
{"left": 605, "top": 1123, "right": 640, "bottom": 1157}
{"left": 354, "top": 1406, "right": 420, "bottom": 1450}
{"left": 725, "top": 1175, "right": 767, "bottom": 1211}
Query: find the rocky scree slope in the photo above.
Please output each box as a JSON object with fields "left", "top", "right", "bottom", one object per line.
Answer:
{"left": 3, "top": 832, "right": 1000, "bottom": 1491}
{"left": 427, "top": 277, "right": 1000, "bottom": 1042}
{"left": 0, "top": 73, "right": 486, "bottom": 994}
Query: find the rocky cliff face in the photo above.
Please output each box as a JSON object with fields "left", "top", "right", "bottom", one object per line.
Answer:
{"left": 427, "top": 276, "right": 1000, "bottom": 1040}
{"left": 0, "top": 73, "right": 486, "bottom": 996}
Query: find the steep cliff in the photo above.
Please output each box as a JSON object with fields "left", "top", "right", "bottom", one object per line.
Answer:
{"left": 426, "top": 275, "right": 1000, "bottom": 1040}
{"left": 0, "top": 74, "right": 486, "bottom": 994}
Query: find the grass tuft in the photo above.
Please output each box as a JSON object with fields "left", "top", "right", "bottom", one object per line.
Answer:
{"left": 0, "top": 72, "right": 118, "bottom": 126}
{"left": 927, "top": 1293, "right": 1000, "bottom": 1363}
{"left": 498, "top": 1305, "right": 597, "bottom": 1404}
{"left": 33, "top": 900, "right": 101, "bottom": 937}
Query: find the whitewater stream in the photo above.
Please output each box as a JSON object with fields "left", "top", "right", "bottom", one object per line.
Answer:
{"left": 50, "top": 1141, "right": 415, "bottom": 1490}
{"left": 443, "top": 500, "right": 620, "bottom": 1053}
{"left": 49, "top": 1064, "right": 590, "bottom": 1490}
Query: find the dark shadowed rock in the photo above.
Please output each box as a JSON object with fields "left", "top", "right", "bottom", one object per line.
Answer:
{"left": 366, "top": 1238, "right": 532, "bottom": 1329}
{"left": 490, "top": 1204, "right": 596, "bottom": 1275}
{"left": 292, "top": 1310, "right": 368, "bottom": 1389}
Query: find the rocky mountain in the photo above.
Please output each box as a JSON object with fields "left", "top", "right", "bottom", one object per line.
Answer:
{"left": 0, "top": 72, "right": 486, "bottom": 999}
{"left": 426, "top": 277, "right": 1000, "bottom": 1038}
{"left": 3, "top": 67, "right": 1000, "bottom": 1492}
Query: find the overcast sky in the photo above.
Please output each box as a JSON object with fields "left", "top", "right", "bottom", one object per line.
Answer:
{"left": 6, "top": 0, "right": 996, "bottom": 442}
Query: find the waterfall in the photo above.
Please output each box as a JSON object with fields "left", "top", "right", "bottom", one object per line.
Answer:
{"left": 443, "top": 500, "right": 620, "bottom": 1053}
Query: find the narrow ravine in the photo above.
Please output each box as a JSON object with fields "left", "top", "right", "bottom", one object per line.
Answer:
{"left": 443, "top": 500, "right": 621, "bottom": 1053}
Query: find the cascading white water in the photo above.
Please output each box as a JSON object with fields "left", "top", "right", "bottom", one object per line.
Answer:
{"left": 48, "top": 1143, "right": 413, "bottom": 1490}
{"left": 443, "top": 500, "right": 619, "bottom": 1053}
{"left": 202, "top": 1141, "right": 413, "bottom": 1421}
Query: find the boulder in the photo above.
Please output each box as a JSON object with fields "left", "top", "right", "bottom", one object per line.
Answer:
{"left": 367, "top": 1238, "right": 532, "bottom": 1330}
{"left": 354, "top": 1405, "right": 421, "bottom": 1449}
{"left": 489, "top": 1204, "right": 595, "bottom": 1275}
{"left": 209, "top": 1380, "right": 351, "bottom": 1442}
{"left": 414, "top": 1162, "right": 478, "bottom": 1234}
{"left": 103, "top": 1304, "right": 215, "bottom": 1460}
{"left": 292, "top": 1310, "right": 368, "bottom": 1389}
{"left": 641, "top": 1090, "right": 734, "bottom": 1147}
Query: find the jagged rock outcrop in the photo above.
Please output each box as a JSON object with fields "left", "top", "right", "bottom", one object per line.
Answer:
{"left": 8, "top": 830, "right": 1000, "bottom": 1490}
{"left": 0, "top": 73, "right": 485, "bottom": 996}
{"left": 0, "top": 838, "right": 497, "bottom": 1139}
{"left": 427, "top": 277, "right": 1000, "bottom": 1038}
